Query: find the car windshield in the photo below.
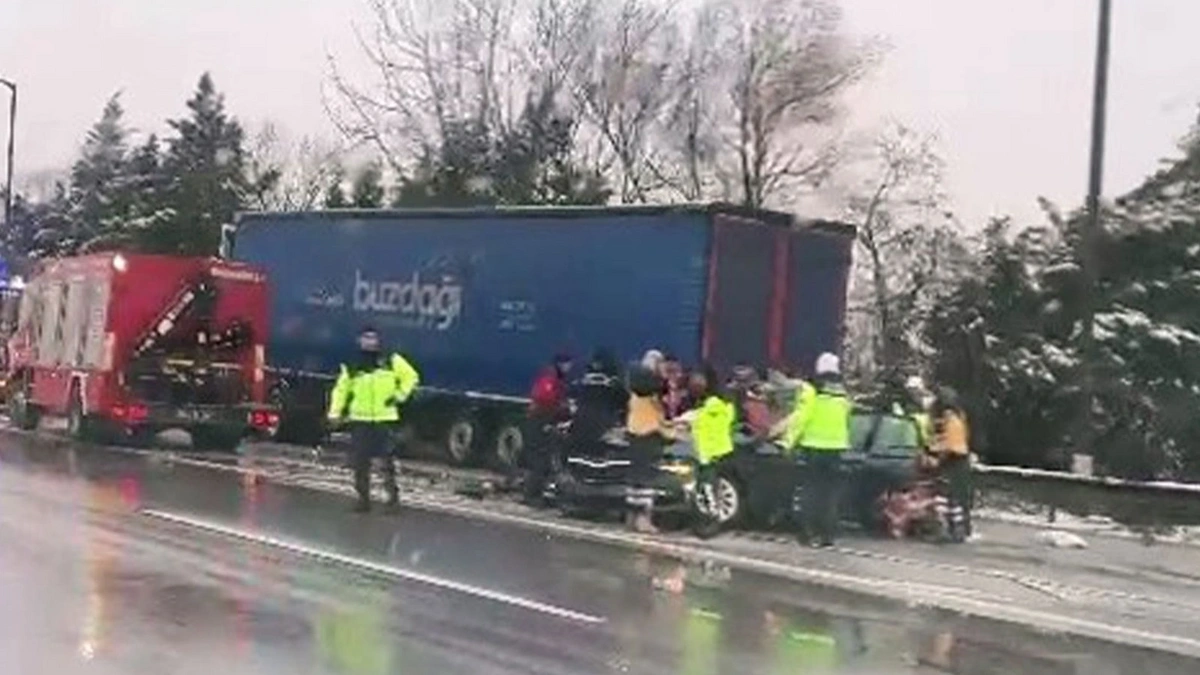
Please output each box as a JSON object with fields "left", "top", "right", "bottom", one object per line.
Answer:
{"left": 850, "top": 412, "right": 921, "bottom": 456}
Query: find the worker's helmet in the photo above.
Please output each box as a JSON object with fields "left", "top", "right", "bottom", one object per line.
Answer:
{"left": 904, "top": 375, "right": 926, "bottom": 394}
{"left": 814, "top": 352, "right": 840, "bottom": 377}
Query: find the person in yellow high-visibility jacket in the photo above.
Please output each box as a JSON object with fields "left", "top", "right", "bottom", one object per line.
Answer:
{"left": 328, "top": 327, "right": 420, "bottom": 512}
{"left": 785, "top": 353, "right": 851, "bottom": 548}
{"left": 932, "top": 386, "right": 972, "bottom": 542}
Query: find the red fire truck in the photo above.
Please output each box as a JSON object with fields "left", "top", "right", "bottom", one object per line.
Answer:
{"left": 4, "top": 252, "right": 279, "bottom": 450}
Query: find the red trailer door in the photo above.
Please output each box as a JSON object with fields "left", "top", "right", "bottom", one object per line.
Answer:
{"left": 701, "top": 214, "right": 785, "bottom": 373}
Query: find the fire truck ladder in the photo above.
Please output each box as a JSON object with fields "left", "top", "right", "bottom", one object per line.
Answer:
{"left": 132, "top": 274, "right": 218, "bottom": 359}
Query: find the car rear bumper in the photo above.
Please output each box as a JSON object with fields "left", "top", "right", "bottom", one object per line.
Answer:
{"left": 553, "top": 475, "right": 690, "bottom": 511}
{"left": 133, "top": 403, "right": 279, "bottom": 437}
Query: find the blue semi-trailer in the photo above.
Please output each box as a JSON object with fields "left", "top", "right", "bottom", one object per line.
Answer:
{"left": 225, "top": 204, "right": 854, "bottom": 468}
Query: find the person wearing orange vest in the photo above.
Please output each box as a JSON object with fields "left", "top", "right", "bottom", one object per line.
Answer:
{"left": 931, "top": 386, "right": 972, "bottom": 542}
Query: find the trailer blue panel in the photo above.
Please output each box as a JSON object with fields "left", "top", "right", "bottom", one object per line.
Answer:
{"left": 234, "top": 211, "right": 711, "bottom": 398}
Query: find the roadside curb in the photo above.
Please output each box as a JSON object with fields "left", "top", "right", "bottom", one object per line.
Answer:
{"left": 271, "top": 439, "right": 1200, "bottom": 550}
{"left": 6, "top": 424, "right": 1200, "bottom": 658}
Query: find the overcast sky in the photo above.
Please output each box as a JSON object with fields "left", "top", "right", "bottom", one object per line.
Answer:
{"left": 3, "top": 0, "right": 1200, "bottom": 226}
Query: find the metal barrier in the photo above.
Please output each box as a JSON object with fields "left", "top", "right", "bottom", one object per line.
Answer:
{"left": 974, "top": 463, "right": 1200, "bottom": 529}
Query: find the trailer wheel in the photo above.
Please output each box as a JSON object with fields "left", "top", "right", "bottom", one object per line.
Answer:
{"left": 444, "top": 416, "right": 478, "bottom": 466}
{"left": 8, "top": 382, "right": 40, "bottom": 431}
{"left": 493, "top": 423, "right": 524, "bottom": 470}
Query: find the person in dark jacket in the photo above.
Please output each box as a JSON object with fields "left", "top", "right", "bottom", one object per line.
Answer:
{"left": 521, "top": 353, "right": 574, "bottom": 505}
{"left": 659, "top": 354, "right": 692, "bottom": 420}
{"left": 569, "top": 349, "right": 627, "bottom": 455}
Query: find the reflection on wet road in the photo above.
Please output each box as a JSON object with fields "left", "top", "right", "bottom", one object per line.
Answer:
{"left": 0, "top": 435, "right": 1195, "bottom": 674}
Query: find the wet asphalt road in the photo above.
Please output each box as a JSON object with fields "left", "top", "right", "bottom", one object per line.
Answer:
{"left": 1, "top": 434, "right": 1197, "bottom": 675}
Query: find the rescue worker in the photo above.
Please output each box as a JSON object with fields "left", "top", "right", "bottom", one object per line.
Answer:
{"left": 689, "top": 366, "right": 737, "bottom": 521}
{"left": 521, "top": 353, "right": 574, "bottom": 506}
{"left": 626, "top": 359, "right": 673, "bottom": 533}
{"left": 900, "top": 375, "right": 934, "bottom": 450}
{"left": 327, "top": 327, "right": 421, "bottom": 513}
{"left": 783, "top": 353, "right": 851, "bottom": 548}
{"left": 931, "top": 386, "right": 972, "bottom": 542}
{"left": 568, "top": 349, "right": 627, "bottom": 456}
{"left": 660, "top": 354, "right": 692, "bottom": 420}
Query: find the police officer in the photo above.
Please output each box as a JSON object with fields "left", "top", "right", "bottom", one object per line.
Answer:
{"left": 784, "top": 353, "right": 851, "bottom": 547}
{"left": 327, "top": 327, "right": 421, "bottom": 513}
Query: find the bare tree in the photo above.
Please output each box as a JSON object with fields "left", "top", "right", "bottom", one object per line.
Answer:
{"left": 245, "top": 123, "right": 344, "bottom": 211}
{"left": 657, "top": 3, "right": 724, "bottom": 201}
{"left": 701, "top": 0, "right": 878, "bottom": 208}
{"left": 328, "top": 0, "right": 532, "bottom": 173}
{"left": 570, "top": 0, "right": 677, "bottom": 203}
{"left": 330, "top": 0, "right": 878, "bottom": 208}
{"left": 841, "top": 122, "right": 961, "bottom": 382}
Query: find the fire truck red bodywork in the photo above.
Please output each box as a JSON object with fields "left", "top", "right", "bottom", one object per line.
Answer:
{"left": 5, "top": 252, "right": 278, "bottom": 445}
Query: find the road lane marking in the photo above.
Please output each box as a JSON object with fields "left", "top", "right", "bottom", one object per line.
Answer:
{"left": 8, "top": 427, "right": 1199, "bottom": 657}
{"left": 140, "top": 508, "right": 606, "bottom": 625}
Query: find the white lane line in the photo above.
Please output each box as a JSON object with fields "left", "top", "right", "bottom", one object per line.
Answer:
{"left": 140, "top": 508, "right": 606, "bottom": 625}
{"left": 22, "top": 433, "right": 1200, "bottom": 657}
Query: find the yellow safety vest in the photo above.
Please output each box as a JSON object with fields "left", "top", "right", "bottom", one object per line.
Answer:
{"left": 692, "top": 395, "right": 735, "bottom": 465}
{"left": 327, "top": 353, "right": 420, "bottom": 423}
{"left": 913, "top": 411, "right": 932, "bottom": 449}
{"left": 783, "top": 381, "right": 818, "bottom": 451}
{"left": 792, "top": 385, "right": 851, "bottom": 452}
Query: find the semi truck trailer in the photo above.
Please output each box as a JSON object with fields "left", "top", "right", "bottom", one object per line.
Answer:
{"left": 225, "top": 204, "right": 854, "bottom": 467}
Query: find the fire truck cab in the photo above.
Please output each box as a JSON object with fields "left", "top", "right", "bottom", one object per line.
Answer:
{"left": 5, "top": 252, "right": 279, "bottom": 450}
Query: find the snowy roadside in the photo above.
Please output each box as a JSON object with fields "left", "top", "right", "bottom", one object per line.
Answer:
{"left": 12, "top": 416, "right": 1200, "bottom": 548}
{"left": 258, "top": 434, "right": 1200, "bottom": 549}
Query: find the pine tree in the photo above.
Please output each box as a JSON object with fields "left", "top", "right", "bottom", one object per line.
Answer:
{"left": 393, "top": 90, "right": 609, "bottom": 208}
{"left": 68, "top": 92, "right": 129, "bottom": 250}
{"left": 140, "top": 73, "right": 251, "bottom": 255}
{"left": 323, "top": 165, "right": 348, "bottom": 208}
{"left": 930, "top": 112, "right": 1200, "bottom": 479}
{"left": 350, "top": 162, "right": 385, "bottom": 208}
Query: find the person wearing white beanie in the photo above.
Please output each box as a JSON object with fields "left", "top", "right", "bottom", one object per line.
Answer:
{"left": 781, "top": 351, "right": 852, "bottom": 547}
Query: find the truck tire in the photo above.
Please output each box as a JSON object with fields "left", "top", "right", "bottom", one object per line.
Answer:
{"left": 493, "top": 422, "right": 524, "bottom": 471}
{"left": 270, "top": 386, "right": 325, "bottom": 447}
{"left": 8, "top": 383, "right": 41, "bottom": 431}
{"left": 444, "top": 415, "right": 478, "bottom": 466}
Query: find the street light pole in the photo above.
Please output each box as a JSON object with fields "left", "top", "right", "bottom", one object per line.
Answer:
{"left": 0, "top": 78, "right": 14, "bottom": 230}
{"left": 1078, "top": 0, "right": 1112, "bottom": 462}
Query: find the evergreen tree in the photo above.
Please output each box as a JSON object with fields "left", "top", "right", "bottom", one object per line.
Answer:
{"left": 394, "top": 90, "right": 609, "bottom": 208}
{"left": 930, "top": 112, "right": 1200, "bottom": 479}
{"left": 324, "top": 165, "right": 348, "bottom": 208}
{"left": 350, "top": 162, "right": 385, "bottom": 208}
{"left": 67, "top": 93, "right": 130, "bottom": 250}
{"left": 140, "top": 73, "right": 251, "bottom": 255}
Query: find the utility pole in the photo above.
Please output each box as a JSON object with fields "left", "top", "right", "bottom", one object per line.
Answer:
{"left": 1078, "top": 0, "right": 1112, "bottom": 462}
{"left": 0, "top": 78, "right": 14, "bottom": 230}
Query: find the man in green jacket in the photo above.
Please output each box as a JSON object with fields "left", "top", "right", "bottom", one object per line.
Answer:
{"left": 785, "top": 352, "right": 851, "bottom": 547}
{"left": 328, "top": 327, "right": 421, "bottom": 512}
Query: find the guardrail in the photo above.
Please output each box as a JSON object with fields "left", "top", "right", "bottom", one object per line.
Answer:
{"left": 974, "top": 463, "right": 1200, "bottom": 530}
